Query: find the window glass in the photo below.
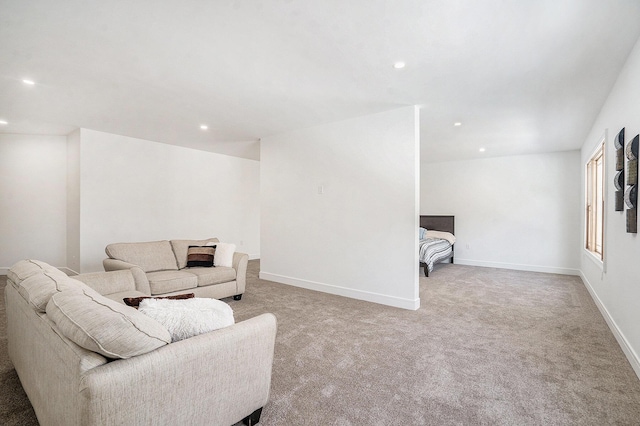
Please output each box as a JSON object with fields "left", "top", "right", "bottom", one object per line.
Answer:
{"left": 586, "top": 143, "right": 604, "bottom": 259}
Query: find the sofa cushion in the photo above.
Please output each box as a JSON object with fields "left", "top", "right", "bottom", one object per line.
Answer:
{"left": 187, "top": 267, "right": 237, "bottom": 286}
{"left": 46, "top": 288, "right": 171, "bottom": 359}
{"left": 73, "top": 270, "right": 138, "bottom": 296}
{"left": 146, "top": 270, "right": 198, "bottom": 295}
{"left": 170, "top": 238, "right": 219, "bottom": 269}
{"left": 7, "top": 259, "right": 67, "bottom": 286}
{"left": 18, "top": 272, "right": 86, "bottom": 312}
{"left": 105, "top": 240, "right": 178, "bottom": 272}
{"left": 186, "top": 246, "right": 216, "bottom": 267}
{"left": 138, "top": 298, "right": 234, "bottom": 342}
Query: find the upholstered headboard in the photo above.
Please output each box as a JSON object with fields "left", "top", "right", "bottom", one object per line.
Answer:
{"left": 420, "top": 215, "right": 455, "bottom": 235}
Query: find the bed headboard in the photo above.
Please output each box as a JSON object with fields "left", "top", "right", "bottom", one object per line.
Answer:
{"left": 420, "top": 215, "right": 455, "bottom": 235}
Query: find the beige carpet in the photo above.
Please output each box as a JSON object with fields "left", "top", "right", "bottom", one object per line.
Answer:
{"left": 2, "top": 261, "right": 640, "bottom": 425}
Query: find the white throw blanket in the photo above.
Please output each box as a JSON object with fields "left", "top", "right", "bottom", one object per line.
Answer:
{"left": 139, "top": 298, "right": 235, "bottom": 342}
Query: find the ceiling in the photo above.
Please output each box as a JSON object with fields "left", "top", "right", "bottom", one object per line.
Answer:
{"left": 1, "top": 0, "right": 640, "bottom": 162}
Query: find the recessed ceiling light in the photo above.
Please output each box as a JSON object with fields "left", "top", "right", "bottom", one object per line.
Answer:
{"left": 454, "top": 122, "right": 462, "bottom": 126}
{"left": 0, "top": 120, "right": 7, "bottom": 125}
{"left": 479, "top": 148, "right": 486, "bottom": 152}
{"left": 393, "top": 62, "right": 405, "bottom": 69}
{"left": 22, "top": 79, "right": 35, "bottom": 85}
{"left": 200, "top": 125, "right": 208, "bottom": 130}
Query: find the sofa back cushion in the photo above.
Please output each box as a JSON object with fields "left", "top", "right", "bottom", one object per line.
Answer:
{"left": 46, "top": 288, "right": 171, "bottom": 359}
{"left": 73, "top": 270, "right": 137, "bottom": 296}
{"left": 170, "top": 238, "right": 219, "bottom": 269}
{"left": 7, "top": 259, "right": 66, "bottom": 286}
{"left": 17, "top": 272, "right": 86, "bottom": 312}
{"left": 105, "top": 240, "right": 178, "bottom": 272}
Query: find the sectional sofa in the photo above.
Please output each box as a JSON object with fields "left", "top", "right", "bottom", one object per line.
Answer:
{"left": 5, "top": 259, "right": 276, "bottom": 426}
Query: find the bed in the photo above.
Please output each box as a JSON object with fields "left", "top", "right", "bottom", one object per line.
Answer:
{"left": 419, "top": 215, "right": 455, "bottom": 277}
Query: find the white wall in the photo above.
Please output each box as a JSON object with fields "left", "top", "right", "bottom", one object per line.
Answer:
{"left": 580, "top": 36, "right": 640, "bottom": 377}
{"left": 0, "top": 134, "right": 68, "bottom": 272}
{"left": 78, "top": 129, "right": 261, "bottom": 272}
{"left": 0, "top": 129, "right": 260, "bottom": 274}
{"left": 421, "top": 151, "right": 581, "bottom": 275}
{"left": 260, "top": 106, "right": 420, "bottom": 309}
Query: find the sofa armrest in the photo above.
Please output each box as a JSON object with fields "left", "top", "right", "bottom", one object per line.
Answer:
{"left": 102, "top": 259, "right": 151, "bottom": 295}
{"left": 232, "top": 252, "right": 249, "bottom": 295}
{"left": 78, "top": 313, "right": 277, "bottom": 426}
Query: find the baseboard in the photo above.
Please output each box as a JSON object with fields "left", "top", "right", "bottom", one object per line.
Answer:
{"left": 455, "top": 258, "right": 580, "bottom": 276}
{"left": 248, "top": 254, "right": 260, "bottom": 260}
{"left": 0, "top": 267, "right": 7, "bottom": 276}
{"left": 259, "top": 271, "right": 420, "bottom": 310}
{"left": 579, "top": 271, "right": 640, "bottom": 380}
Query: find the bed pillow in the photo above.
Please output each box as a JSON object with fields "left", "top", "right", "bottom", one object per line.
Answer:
{"left": 419, "top": 227, "right": 428, "bottom": 239}
{"left": 424, "top": 230, "right": 456, "bottom": 245}
{"left": 207, "top": 242, "right": 236, "bottom": 267}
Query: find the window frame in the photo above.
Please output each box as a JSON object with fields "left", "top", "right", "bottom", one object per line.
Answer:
{"left": 585, "top": 140, "right": 605, "bottom": 264}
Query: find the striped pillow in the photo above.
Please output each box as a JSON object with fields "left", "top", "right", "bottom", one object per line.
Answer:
{"left": 186, "top": 245, "right": 216, "bottom": 267}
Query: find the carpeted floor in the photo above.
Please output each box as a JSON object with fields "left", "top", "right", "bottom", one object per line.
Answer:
{"left": 2, "top": 261, "right": 640, "bottom": 425}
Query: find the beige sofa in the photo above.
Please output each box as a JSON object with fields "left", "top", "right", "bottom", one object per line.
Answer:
{"left": 103, "top": 238, "right": 248, "bottom": 300}
{"left": 5, "top": 259, "right": 276, "bottom": 426}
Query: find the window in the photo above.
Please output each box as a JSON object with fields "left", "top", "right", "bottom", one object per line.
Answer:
{"left": 585, "top": 142, "right": 605, "bottom": 259}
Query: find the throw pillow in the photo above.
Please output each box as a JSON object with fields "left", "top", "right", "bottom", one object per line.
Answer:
{"left": 207, "top": 242, "right": 236, "bottom": 267}
{"left": 186, "top": 245, "right": 216, "bottom": 267}
{"left": 123, "top": 293, "right": 195, "bottom": 308}
{"left": 139, "top": 298, "right": 235, "bottom": 342}
{"left": 170, "top": 238, "right": 219, "bottom": 269}
{"left": 46, "top": 288, "right": 171, "bottom": 359}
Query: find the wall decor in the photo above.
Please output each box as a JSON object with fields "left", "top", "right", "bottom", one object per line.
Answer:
{"left": 625, "top": 134, "right": 638, "bottom": 233}
{"left": 615, "top": 128, "right": 625, "bottom": 211}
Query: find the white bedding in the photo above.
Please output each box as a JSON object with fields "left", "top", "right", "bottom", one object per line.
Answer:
{"left": 424, "top": 230, "right": 456, "bottom": 245}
